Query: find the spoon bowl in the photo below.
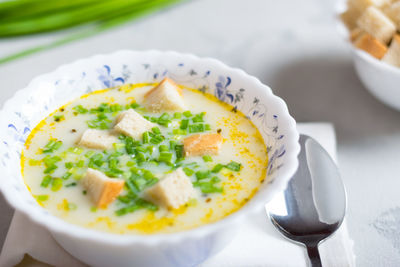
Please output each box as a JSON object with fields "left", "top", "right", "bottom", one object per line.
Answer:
{"left": 265, "top": 134, "right": 347, "bottom": 266}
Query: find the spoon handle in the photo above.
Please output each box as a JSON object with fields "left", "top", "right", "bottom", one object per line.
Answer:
{"left": 306, "top": 245, "right": 322, "bottom": 267}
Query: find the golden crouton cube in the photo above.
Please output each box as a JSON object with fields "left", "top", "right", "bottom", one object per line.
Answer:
{"left": 354, "top": 33, "right": 388, "bottom": 59}
{"left": 114, "top": 109, "right": 155, "bottom": 140}
{"left": 183, "top": 133, "right": 223, "bottom": 157}
{"left": 78, "top": 129, "right": 118, "bottom": 150}
{"left": 383, "top": 1, "right": 400, "bottom": 29}
{"left": 357, "top": 6, "right": 396, "bottom": 44}
{"left": 383, "top": 34, "right": 400, "bottom": 67}
{"left": 145, "top": 168, "right": 194, "bottom": 209}
{"left": 349, "top": 0, "right": 391, "bottom": 11}
{"left": 81, "top": 168, "right": 125, "bottom": 208}
{"left": 144, "top": 78, "right": 185, "bottom": 112}
{"left": 350, "top": 28, "right": 365, "bottom": 42}
{"left": 341, "top": 6, "right": 362, "bottom": 30}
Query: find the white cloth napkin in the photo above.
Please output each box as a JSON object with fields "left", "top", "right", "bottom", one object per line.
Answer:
{"left": 0, "top": 123, "right": 356, "bottom": 267}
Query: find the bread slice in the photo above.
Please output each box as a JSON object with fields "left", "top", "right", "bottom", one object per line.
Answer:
{"left": 354, "top": 33, "right": 388, "bottom": 59}
{"left": 114, "top": 109, "right": 155, "bottom": 139}
{"left": 357, "top": 6, "right": 396, "bottom": 44}
{"left": 383, "top": 34, "right": 400, "bottom": 67}
{"left": 144, "top": 78, "right": 185, "bottom": 112}
{"left": 144, "top": 168, "right": 194, "bottom": 209}
{"left": 183, "top": 133, "right": 223, "bottom": 157}
{"left": 78, "top": 129, "right": 118, "bottom": 150}
{"left": 81, "top": 168, "right": 125, "bottom": 208}
{"left": 383, "top": 1, "right": 400, "bottom": 29}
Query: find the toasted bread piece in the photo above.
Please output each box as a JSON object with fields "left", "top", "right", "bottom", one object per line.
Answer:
{"left": 350, "top": 27, "right": 365, "bottom": 42}
{"left": 81, "top": 168, "right": 125, "bottom": 208}
{"left": 349, "top": 0, "right": 391, "bottom": 11}
{"left": 144, "top": 168, "right": 194, "bottom": 209}
{"left": 183, "top": 133, "right": 223, "bottom": 157}
{"left": 383, "top": 34, "right": 400, "bottom": 66}
{"left": 354, "top": 33, "right": 389, "bottom": 59}
{"left": 78, "top": 129, "right": 118, "bottom": 150}
{"left": 114, "top": 109, "right": 155, "bottom": 139}
{"left": 357, "top": 6, "right": 396, "bottom": 44}
{"left": 341, "top": 5, "right": 363, "bottom": 30}
{"left": 384, "top": 1, "right": 400, "bottom": 29}
{"left": 144, "top": 78, "right": 185, "bottom": 112}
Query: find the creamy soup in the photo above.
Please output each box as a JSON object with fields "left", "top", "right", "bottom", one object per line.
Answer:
{"left": 22, "top": 81, "right": 268, "bottom": 234}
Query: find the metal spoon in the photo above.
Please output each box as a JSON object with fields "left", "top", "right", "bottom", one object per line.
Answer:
{"left": 265, "top": 134, "right": 347, "bottom": 267}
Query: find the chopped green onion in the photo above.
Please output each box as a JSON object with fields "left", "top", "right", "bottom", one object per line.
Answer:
{"left": 150, "top": 135, "right": 163, "bottom": 144}
{"left": 194, "top": 181, "right": 223, "bottom": 194}
{"left": 225, "top": 161, "right": 241, "bottom": 172}
{"left": 51, "top": 178, "right": 63, "bottom": 192}
{"left": 76, "top": 160, "right": 85, "bottom": 167}
{"left": 113, "top": 143, "right": 125, "bottom": 150}
{"left": 183, "top": 167, "right": 194, "bottom": 176}
{"left": 203, "top": 155, "right": 213, "bottom": 162}
{"left": 61, "top": 172, "right": 72, "bottom": 180}
{"left": 43, "top": 139, "right": 62, "bottom": 153}
{"left": 66, "top": 147, "right": 84, "bottom": 154}
{"left": 180, "top": 119, "right": 189, "bottom": 129}
{"left": 159, "top": 145, "right": 169, "bottom": 152}
{"left": 183, "top": 111, "right": 192, "bottom": 117}
{"left": 44, "top": 164, "right": 58, "bottom": 174}
{"left": 174, "top": 144, "right": 184, "bottom": 159}
{"left": 212, "top": 163, "right": 224, "bottom": 173}
{"left": 159, "top": 152, "right": 173, "bottom": 164}
{"left": 142, "top": 132, "right": 150, "bottom": 144}
{"left": 40, "top": 175, "right": 52, "bottom": 188}
{"left": 152, "top": 127, "right": 161, "bottom": 134}
{"left": 189, "top": 124, "right": 205, "bottom": 133}
{"left": 84, "top": 151, "right": 95, "bottom": 158}
{"left": 73, "top": 105, "right": 88, "bottom": 114}
{"left": 195, "top": 170, "right": 211, "bottom": 180}
{"left": 173, "top": 112, "right": 182, "bottom": 119}
{"left": 172, "top": 129, "right": 187, "bottom": 135}
{"left": 169, "top": 140, "right": 177, "bottom": 150}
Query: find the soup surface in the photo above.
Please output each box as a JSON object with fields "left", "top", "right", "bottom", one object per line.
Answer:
{"left": 22, "top": 82, "right": 268, "bottom": 234}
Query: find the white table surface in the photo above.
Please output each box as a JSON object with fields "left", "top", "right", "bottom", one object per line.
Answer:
{"left": 1, "top": 0, "right": 400, "bottom": 266}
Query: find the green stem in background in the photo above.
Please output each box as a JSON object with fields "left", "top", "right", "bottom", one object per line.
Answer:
{"left": 0, "top": 0, "right": 181, "bottom": 65}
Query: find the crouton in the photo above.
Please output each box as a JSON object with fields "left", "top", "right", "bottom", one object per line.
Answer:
{"left": 383, "top": 34, "right": 400, "bottom": 67}
{"left": 354, "top": 32, "right": 388, "bottom": 59}
{"left": 349, "top": 0, "right": 391, "bottom": 12}
{"left": 81, "top": 168, "right": 125, "bottom": 208}
{"left": 350, "top": 27, "right": 365, "bottom": 42}
{"left": 144, "top": 78, "right": 185, "bottom": 111}
{"left": 341, "top": 5, "right": 362, "bottom": 30}
{"left": 357, "top": 6, "right": 396, "bottom": 44}
{"left": 144, "top": 168, "right": 194, "bottom": 209}
{"left": 114, "top": 109, "right": 155, "bottom": 139}
{"left": 384, "top": 1, "right": 400, "bottom": 29}
{"left": 78, "top": 129, "right": 118, "bottom": 150}
{"left": 183, "top": 133, "right": 223, "bottom": 157}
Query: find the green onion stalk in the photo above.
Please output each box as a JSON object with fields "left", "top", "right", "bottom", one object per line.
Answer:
{"left": 0, "top": 0, "right": 183, "bottom": 64}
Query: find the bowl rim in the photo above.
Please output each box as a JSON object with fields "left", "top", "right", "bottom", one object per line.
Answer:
{"left": 0, "top": 50, "right": 300, "bottom": 246}
{"left": 334, "top": 0, "right": 400, "bottom": 75}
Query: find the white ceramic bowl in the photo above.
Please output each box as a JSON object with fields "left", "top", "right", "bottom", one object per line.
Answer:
{"left": 0, "top": 50, "right": 299, "bottom": 267}
{"left": 336, "top": 1, "right": 400, "bottom": 111}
